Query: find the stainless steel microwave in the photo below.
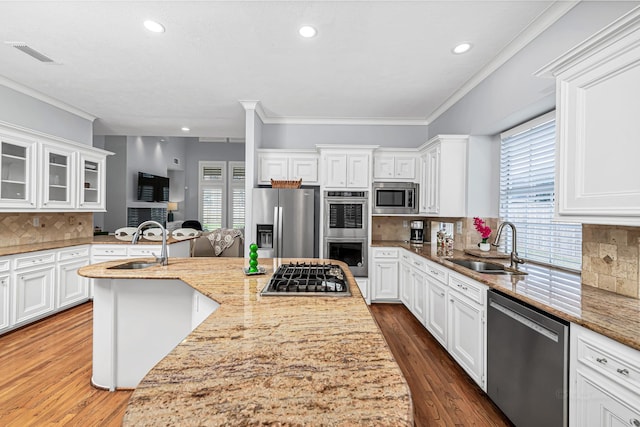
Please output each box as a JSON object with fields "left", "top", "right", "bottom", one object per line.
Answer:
{"left": 372, "top": 182, "right": 419, "bottom": 214}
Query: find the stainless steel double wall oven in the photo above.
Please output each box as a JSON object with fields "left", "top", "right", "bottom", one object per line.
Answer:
{"left": 324, "top": 191, "right": 368, "bottom": 277}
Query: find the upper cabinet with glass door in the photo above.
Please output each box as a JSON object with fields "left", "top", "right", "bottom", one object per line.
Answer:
{"left": 78, "top": 153, "right": 106, "bottom": 211}
{"left": 41, "top": 143, "right": 76, "bottom": 210}
{"left": 0, "top": 137, "right": 37, "bottom": 209}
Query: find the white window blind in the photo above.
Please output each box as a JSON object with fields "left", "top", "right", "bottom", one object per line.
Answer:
{"left": 499, "top": 113, "right": 582, "bottom": 271}
{"left": 199, "top": 161, "right": 226, "bottom": 231}
{"left": 228, "top": 162, "right": 245, "bottom": 230}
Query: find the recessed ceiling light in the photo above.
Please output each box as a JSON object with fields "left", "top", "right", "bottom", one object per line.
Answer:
{"left": 144, "top": 20, "right": 165, "bottom": 33}
{"left": 181, "top": 127, "right": 190, "bottom": 132}
{"left": 452, "top": 42, "right": 472, "bottom": 54}
{"left": 299, "top": 26, "right": 317, "bottom": 38}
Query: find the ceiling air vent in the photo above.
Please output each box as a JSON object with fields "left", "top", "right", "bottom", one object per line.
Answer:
{"left": 5, "top": 42, "right": 55, "bottom": 63}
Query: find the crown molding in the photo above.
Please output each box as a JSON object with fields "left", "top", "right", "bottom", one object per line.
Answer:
{"left": 0, "top": 75, "right": 96, "bottom": 121}
{"left": 260, "top": 116, "right": 429, "bottom": 126}
{"left": 426, "top": 0, "right": 579, "bottom": 124}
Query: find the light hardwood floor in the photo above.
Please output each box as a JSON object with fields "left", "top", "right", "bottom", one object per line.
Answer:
{"left": 0, "top": 301, "right": 511, "bottom": 426}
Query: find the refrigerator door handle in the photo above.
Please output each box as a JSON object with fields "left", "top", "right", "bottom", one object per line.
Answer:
{"left": 277, "top": 206, "right": 284, "bottom": 257}
{"left": 273, "top": 205, "right": 280, "bottom": 257}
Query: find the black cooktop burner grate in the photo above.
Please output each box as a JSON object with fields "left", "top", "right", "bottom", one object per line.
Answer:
{"left": 261, "top": 262, "right": 350, "bottom": 297}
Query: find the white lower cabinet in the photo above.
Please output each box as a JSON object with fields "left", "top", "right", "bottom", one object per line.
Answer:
{"left": 399, "top": 253, "right": 412, "bottom": 306}
{"left": 355, "top": 277, "right": 369, "bottom": 304}
{"left": 448, "top": 288, "right": 485, "bottom": 389}
{"left": 371, "top": 248, "right": 399, "bottom": 301}
{"left": 0, "top": 273, "right": 10, "bottom": 333}
{"left": 57, "top": 246, "right": 90, "bottom": 310}
{"left": 13, "top": 253, "right": 56, "bottom": 326}
{"left": 425, "top": 277, "right": 447, "bottom": 347}
{"left": 570, "top": 323, "right": 640, "bottom": 427}
{"left": 411, "top": 268, "right": 427, "bottom": 324}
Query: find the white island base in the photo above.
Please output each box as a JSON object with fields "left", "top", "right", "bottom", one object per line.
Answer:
{"left": 92, "top": 278, "right": 219, "bottom": 390}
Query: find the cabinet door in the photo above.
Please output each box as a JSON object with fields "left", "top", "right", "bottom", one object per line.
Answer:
{"left": 419, "top": 154, "right": 429, "bottom": 212}
{"left": 424, "top": 145, "right": 440, "bottom": 214}
{"left": 374, "top": 156, "right": 395, "bottom": 179}
{"left": 259, "top": 156, "right": 288, "bottom": 183}
{"left": 78, "top": 153, "right": 106, "bottom": 211}
{"left": 411, "top": 269, "right": 427, "bottom": 324}
{"left": 289, "top": 157, "right": 318, "bottom": 184}
{"left": 57, "top": 259, "right": 90, "bottom": 309}
{"left": 426, "top": 277, "right": 447, "bottom": 347}
{"left": 13, "top": 265, "right": 55, "bottom": 325}
{"left": 448, "top": 290, "right": 485, "bottom": 388}
{"left": 324, "top": 154, "right": 347, "bottom": 188}
{"left": 0, "top": 274, "right": 9, "bottom": 333}
{"left": 573, "top": 369, "right": 640, "bottom": 427}
{"left": 0, "top": 138, "right": 37, "bottom": 209}
{"left": 395, "top": 157, "right": 416, "bottom": 180}
{"left": 372, "top": 261, "right": 398, "bottom": 300}
{"left": 355, "top": 277, "right": 369, "bottom": 302}
{"left": 347, "top": 154, "right": 369, "bottom": 188}
{"left": 42, "top": 144, "right": 75, "bottom": 209}
{"left": 399, "top": 261, "right": 412, "bottom": 307}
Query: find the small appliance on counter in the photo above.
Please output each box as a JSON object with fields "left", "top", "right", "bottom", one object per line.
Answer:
{"left": 410, "top": 220, "right": 424, "bottom": 244}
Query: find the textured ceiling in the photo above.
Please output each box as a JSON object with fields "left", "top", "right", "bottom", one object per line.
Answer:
{"left": 0, "top": 1, "right": 569, "bottom": 138}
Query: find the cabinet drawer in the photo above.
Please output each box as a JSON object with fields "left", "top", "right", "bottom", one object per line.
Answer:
{"left": 408, "top": 255, "right": 426, "bottom": 272}
{"left": 448, "top": 273, "right": 486, "bottom": 305}
{"left": 14, "top": 252, "right": 56, "bottom": 270}
{"left": 373, "top": 248, "right": 398, "bottom": 259}
{"left": 425, "top": 259, "right": 448, "bottom": 283}
{"left": 58, "top": 246, "right": 90, "bottom": 261}
{"left": 0, "top": 259, "right": 9, "bottom": 272}
{"left": 92, "top": 246, "right": 127, "bottom": 257}
{"left": 575, "top": 325, "right": 640, "bottom": 394}
{"left": 128, "top": 246, "right": 161, "bottom": 257}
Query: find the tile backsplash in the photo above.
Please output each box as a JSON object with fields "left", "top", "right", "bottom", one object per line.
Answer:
{"left": 0, "top": 212, "right": 93, "bottom": 248}
{"left": 582, "top": 224, "right": 640, "bottom": 299}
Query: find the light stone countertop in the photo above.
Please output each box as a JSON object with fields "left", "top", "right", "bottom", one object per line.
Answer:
{"left": 0, "top": 235, "right": 189, "bottom": 257}
{"left": 79, "top": 257, "right": 413, "bottom": 426}
{"left": 373, "top": 240, "right": 640, "bottom": 352}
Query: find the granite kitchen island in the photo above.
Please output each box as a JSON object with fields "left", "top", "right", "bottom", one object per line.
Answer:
{"left": 79, "top": 257, "right": 413, "bottom": 426}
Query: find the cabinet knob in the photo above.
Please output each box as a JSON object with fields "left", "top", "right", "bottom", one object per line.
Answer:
{"left": 617, "top": 368, "right": 630, "bottom": 376}
{"left": 596, "top": 357, "right": 608, "bottom": 365}
{"left": 440, "top": 292, "right": 445, "bottom": 297}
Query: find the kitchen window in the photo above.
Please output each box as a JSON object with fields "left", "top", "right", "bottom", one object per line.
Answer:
{"left": 199, "top": 161, "right": 245, "bottom": 231}
{"left": 499, "top": 111, "right": 582, "bottom": 271}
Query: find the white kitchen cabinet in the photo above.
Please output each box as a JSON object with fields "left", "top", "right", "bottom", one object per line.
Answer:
{"left": 12, "top": 251, "right": 56, "bottom": 326}
{"left": 426, "top": 275, "right": 448, "bottom": 347}
{"left": 0, "top": 136, "right": 37, "bottom": 209}
{"left": 0, "top": 261, "right": 10, "bottom": 333}
{"left": 447, "top": 272, "right": 487, "bottom": 390}
{"left": 536, "top": 9, "right": 640, "bottom": 226}
{"left": 41, "top": 143, "right": 76, "bottom": 210}
{"left": 56, "top": 245, "right": 90, "bottom": 309}
{"left": 570, "top": 323, "right": 640, "bottom": 427}
{"left": 257, "top": 150, "right": 319, "bottom": 185}
{"left": 0, "top": 124, "right": 111, "bottom": 212}
{"left": 399, "top": 252, "right": 412, "bottom": 307}
{"left": 319, "top": 146, "right": 373, "bottom": 190}
{"left": 78, "top": 153, "right": 106, "bottom": 211}
{"left": 355, "top": 277, "right": 369, "bottom": 304}
{"left": 411, "top": 268, "right": 427, "bottom": 325}
{"left": 418, "top": 135, "right": 468, "bottom": 217}
{"left": 371, "top": 247, "right": 399, "bottom": 301}
{"left": 373, "top": 151, "right": 417, "bottom": 180}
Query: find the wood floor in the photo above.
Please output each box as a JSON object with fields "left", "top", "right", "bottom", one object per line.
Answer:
{"left": 0, "top": 302, "right": 132, "bottom": 427}
{"left": 0, "top": 302, "right": 511, "bottom": 426}
{"left": 370, "top": 303, "right": 512, "bottom": 427}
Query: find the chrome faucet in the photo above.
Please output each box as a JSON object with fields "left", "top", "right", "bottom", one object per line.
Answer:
{"left": 492, "top": 221, "right": 525, "bottom": 270}
{"left": 131, "top": 220, "right": 168, "bottom": 266}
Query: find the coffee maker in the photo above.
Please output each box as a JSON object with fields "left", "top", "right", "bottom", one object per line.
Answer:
{"left": 410, "top": 220, "right": 424, "bottom": 244}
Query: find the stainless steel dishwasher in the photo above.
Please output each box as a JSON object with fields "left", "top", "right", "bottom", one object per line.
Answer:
{"left": 487, "top": 289, "right": 569, "bottom": 427}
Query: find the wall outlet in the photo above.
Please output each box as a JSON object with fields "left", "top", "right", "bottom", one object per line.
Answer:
{"left": 456, "top": 221, "right": 463, "bottom": 234}
{"left": 32, "top": 217, "right": 39, "bottom": 227}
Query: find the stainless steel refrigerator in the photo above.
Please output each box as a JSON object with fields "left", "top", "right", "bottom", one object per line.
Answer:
{"left": 252, "top": 188, "right": 318, "bottom": 258}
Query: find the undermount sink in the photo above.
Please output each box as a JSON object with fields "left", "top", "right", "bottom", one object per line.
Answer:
{"left": 107, "top": 261, "right": 159, "bottom": 270}
{"left": 449, "top": 259, "right": 527, "bottom": 275}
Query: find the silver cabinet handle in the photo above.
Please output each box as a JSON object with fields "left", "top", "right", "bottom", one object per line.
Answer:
{"left": 631, "top": 419, "right": 640, "bottom": 426}
{"left": 617, "top": 368, "right": 630, "bottom": 376}
{"left": 596, "top": 357, "right": 608, "bottom": 365}
{"left": 440, "top": 292, "right": 445, "bottom": 297}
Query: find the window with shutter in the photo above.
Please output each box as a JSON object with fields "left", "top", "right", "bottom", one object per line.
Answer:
{"left": 228, "top": 162, "right": 245, "bottom": 230}
{"left": 499, "top": 112, "right": 582, "bottom": 271}
{"left": 198, "top": 160, "right": 245, "bottom": 231}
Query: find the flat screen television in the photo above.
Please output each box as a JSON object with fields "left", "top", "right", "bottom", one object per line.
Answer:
{"left": 137, "top": 172, "right": 170, "bottom": 202}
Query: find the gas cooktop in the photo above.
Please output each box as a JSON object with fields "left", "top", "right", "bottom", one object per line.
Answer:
{"left": 260, "top": 262, "right": 351, "bottom": 297}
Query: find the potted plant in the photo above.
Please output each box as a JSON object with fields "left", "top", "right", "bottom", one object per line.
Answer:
{"left": 473, "top": 217, "right": 492, "bottom": 251}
